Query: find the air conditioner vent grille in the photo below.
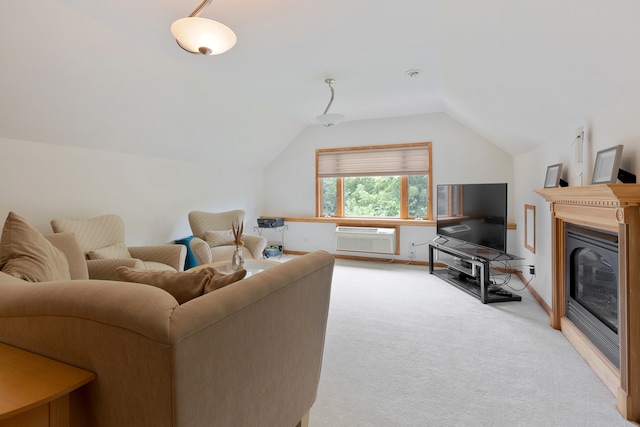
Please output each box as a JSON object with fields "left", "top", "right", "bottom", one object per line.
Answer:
{"left": 335, "top": 226, "right": 396, "bottom": 254}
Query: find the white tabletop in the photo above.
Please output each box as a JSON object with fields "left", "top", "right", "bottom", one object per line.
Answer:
{"left": 205, "top": 260, "right": 280, "bottom": 277}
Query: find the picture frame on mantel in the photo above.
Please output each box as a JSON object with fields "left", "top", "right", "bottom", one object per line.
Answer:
{"left": 544, "top": 163, "right": 564, "bottom": 188}
{"left": 591, "top": 145, "right": 623, "bottom": 184}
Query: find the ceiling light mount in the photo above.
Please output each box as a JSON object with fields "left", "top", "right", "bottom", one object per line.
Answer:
{"left": 317, "top": 78, "right": 346, "bottom": 127}
{"left": 171, "top": 0, "right": 237, "bottom": 56}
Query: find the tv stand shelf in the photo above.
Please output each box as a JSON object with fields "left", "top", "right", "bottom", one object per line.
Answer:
{"left": 429, "top": 242, "right": 522, "bottom": 304}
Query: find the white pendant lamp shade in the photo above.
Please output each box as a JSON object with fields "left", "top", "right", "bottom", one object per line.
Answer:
{"left": 317, "top": 113, "right": 345, "bottom": 127}
{"left": 171, "top": 17, "right": 237, "bottom": 55}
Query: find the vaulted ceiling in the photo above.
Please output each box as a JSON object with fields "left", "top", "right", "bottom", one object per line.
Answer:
{"left": 2, "top": 1, "right": 639, "bottom": 168}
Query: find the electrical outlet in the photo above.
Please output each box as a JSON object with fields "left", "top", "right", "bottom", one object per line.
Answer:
{"left": 529, "top": 265, "right": 535, "bottom": 275}
{"left": 409, "top": 250, "right": 416, "bottom": 259}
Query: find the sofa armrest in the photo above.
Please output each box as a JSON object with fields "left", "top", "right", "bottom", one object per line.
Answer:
{"left": 0, "top": 279, "right": 178, "bottom": 341}
{"left": 241, "top": 234, "right": 268, "bottom": 259}
{"left": 87, "top": 258, "right": 144, "bottom": 280}
{"left": 0, "top": 277, "right": 180, "bottom": 426}
{"left": 189, "top": 237, "right": 213, "bottom": 265}
{"left": 129, "top": 245, "right": 187, "bottom": 271}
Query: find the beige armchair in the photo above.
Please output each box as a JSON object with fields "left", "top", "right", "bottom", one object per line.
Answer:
{"left": 51, "top": 214, "right": 186, "bottom": 280}
{"left": 188, "top": 210, "right": 267, "bottom": 265}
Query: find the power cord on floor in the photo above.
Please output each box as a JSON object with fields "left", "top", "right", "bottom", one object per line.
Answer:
{"left": 490, "top": 260, "right": 535, "bottom": 292}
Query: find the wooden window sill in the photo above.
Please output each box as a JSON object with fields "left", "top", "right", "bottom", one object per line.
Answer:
{"left": 272, "top": 217, "right": 435, "bottom": 227}
{"left": 263, "top": 216, "right": 516, "bottom": 229}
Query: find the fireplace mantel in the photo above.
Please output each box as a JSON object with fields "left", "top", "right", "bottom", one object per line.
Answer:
{"left": 535, "top": 184, "right": 640, "bottom": 422}
{"left": 536, "top": 183, "right": 640, "bottom": 207}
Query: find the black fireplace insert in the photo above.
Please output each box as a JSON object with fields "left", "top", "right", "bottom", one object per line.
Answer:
{"left": 565, "top": 223, "right": 620, "bottom": 368}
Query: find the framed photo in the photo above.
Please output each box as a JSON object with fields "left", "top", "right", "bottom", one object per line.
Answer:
{"left": 544, "top": 163, "right": 563, "bottom": 188}
{"left": 592, "top": 145, "right": 623, "bottom": 184}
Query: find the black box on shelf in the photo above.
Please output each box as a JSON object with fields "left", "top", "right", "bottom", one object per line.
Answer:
{"left": 257, "top": 218, "right": 284, "bottom": 228}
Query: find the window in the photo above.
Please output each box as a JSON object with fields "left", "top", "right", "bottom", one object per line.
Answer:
{"left": 316, "top": 142, "right": 432, "bottom": 219}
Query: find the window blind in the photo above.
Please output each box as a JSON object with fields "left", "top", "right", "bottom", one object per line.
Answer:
{"left": 317, "top": 145, "right": 430, "bottom": 178}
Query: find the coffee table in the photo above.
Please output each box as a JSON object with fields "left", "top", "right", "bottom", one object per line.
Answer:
{"left": 189, "top": 259, "right": 280, "bottom": 277}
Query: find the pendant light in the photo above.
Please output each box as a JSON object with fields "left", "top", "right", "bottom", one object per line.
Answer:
{"left": 171, "top": 0, "right": 237, "bottom": 55}
{"left": 317, "top": 79, "right": 345, "bottom": 127}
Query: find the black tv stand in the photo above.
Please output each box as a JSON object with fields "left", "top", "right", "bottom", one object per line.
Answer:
{"left": 429, "top": 241, "right": 522, "bottom": 303}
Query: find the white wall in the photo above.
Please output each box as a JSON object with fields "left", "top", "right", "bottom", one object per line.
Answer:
{"left": 0, "top": 137, "right": 265, "bottom": 245}
{"left": 262, "top": 113, "right": 515, "bottom": 262}
{"left": 513, "top": 90, "right": 640, "bottom": 307}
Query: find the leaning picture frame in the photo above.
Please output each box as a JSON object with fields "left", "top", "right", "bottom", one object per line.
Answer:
{"left": 592, "top": 145, "right": 623, "bottom": 184}
{"left": 544, "top": 163, "right": 563, "bottom": 188}
{"left": 524, "top": 204, "right": 536, "bottom": 254}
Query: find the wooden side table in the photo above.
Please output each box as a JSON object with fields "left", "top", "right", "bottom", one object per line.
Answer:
{"left": 0, "top": 343, "right": 95, "bottom": 427}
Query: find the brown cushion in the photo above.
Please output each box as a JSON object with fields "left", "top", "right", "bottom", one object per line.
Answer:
{"left": 115, "top": 266, "right": 246, "bottom": 304}
{"left": 0, "top": 212, "right": 71, "bottom": 282}
{"left": 204, "top": 230, "right": 235, "bottom": 247}
{"left": 87, "top": 242, "right": 132, "bottom": 260}
{"left": 202, "top": 268, "right": 247, "bottom": 293}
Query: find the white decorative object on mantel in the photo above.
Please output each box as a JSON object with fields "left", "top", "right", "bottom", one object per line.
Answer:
{"left": 572, "top": 126, "right": 584, "bottom": 186}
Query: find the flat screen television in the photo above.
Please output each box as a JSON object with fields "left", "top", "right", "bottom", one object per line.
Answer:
{"left": 436, "top": 183, "right": 507, "bottom": 254}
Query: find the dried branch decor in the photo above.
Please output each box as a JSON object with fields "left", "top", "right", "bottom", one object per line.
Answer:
{"left": 231, "top": 220, "right": 244, "bottom": 247}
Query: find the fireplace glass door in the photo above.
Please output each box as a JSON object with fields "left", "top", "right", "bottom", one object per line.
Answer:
{"left": 570, "top": 248, "right": 618, "bottom": 333}
{"left": 565, "top": 223, "right": 619, "bottom": 368}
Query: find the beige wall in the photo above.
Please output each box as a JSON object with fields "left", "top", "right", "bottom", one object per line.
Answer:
{"left": 0, "top": 137, "right": 265, "bottom": 245}
{"left": 0, "top": 112, "right": 515, "bottom": 264}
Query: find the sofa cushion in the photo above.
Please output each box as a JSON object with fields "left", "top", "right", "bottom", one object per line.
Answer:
{"left": 204, "top": 230, "right": 235, "bottom": 247}
{"left": 87, "top": 243, "right": 132, "bottom": 260}
{"left": 200, "top": 268, "right": 247, "bottom": 293}
{"left": 0, "top": 212, "right": 71, "bottom": 282}
{"left": 141, "top": 261, "right": 175, "bottom": 271}
{"left": 115, "top": 266, "right": 246, "bottom": 304}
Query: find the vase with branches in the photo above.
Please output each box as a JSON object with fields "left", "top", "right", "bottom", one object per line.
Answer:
{"left": 231, "top": 220, "right": 245, "bottom": 271}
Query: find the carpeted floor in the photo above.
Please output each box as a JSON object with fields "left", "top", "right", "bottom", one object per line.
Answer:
{"left": 309, "top": 258, "right": 635, "bottom": 427}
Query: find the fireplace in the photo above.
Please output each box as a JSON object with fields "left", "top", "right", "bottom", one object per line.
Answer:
{"left": 535, "top": 184, "right": 640, "bottom": 422}
{"left": 565, "top": 223, "right": 619, "bottom": 368}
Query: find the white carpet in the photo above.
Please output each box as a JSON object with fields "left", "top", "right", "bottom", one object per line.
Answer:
{"left": 310, "top": 259, "right": 634, "bottom": 427}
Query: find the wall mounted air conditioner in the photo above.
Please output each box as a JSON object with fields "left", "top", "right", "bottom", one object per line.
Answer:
{"left": 334, "top": 226, "right": 396, "bottom": 255}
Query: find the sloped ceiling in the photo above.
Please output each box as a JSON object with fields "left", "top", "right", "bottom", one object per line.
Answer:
{"left": 437, "top": 0, "right": 640, "bottom": 154}
{"left": 1, "top": 0, "right": 639, "bottom": 167}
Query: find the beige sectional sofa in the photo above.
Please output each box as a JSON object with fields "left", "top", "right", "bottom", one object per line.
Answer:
{"left": 0, "top": 218, "right": 335, "bottom": 427}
